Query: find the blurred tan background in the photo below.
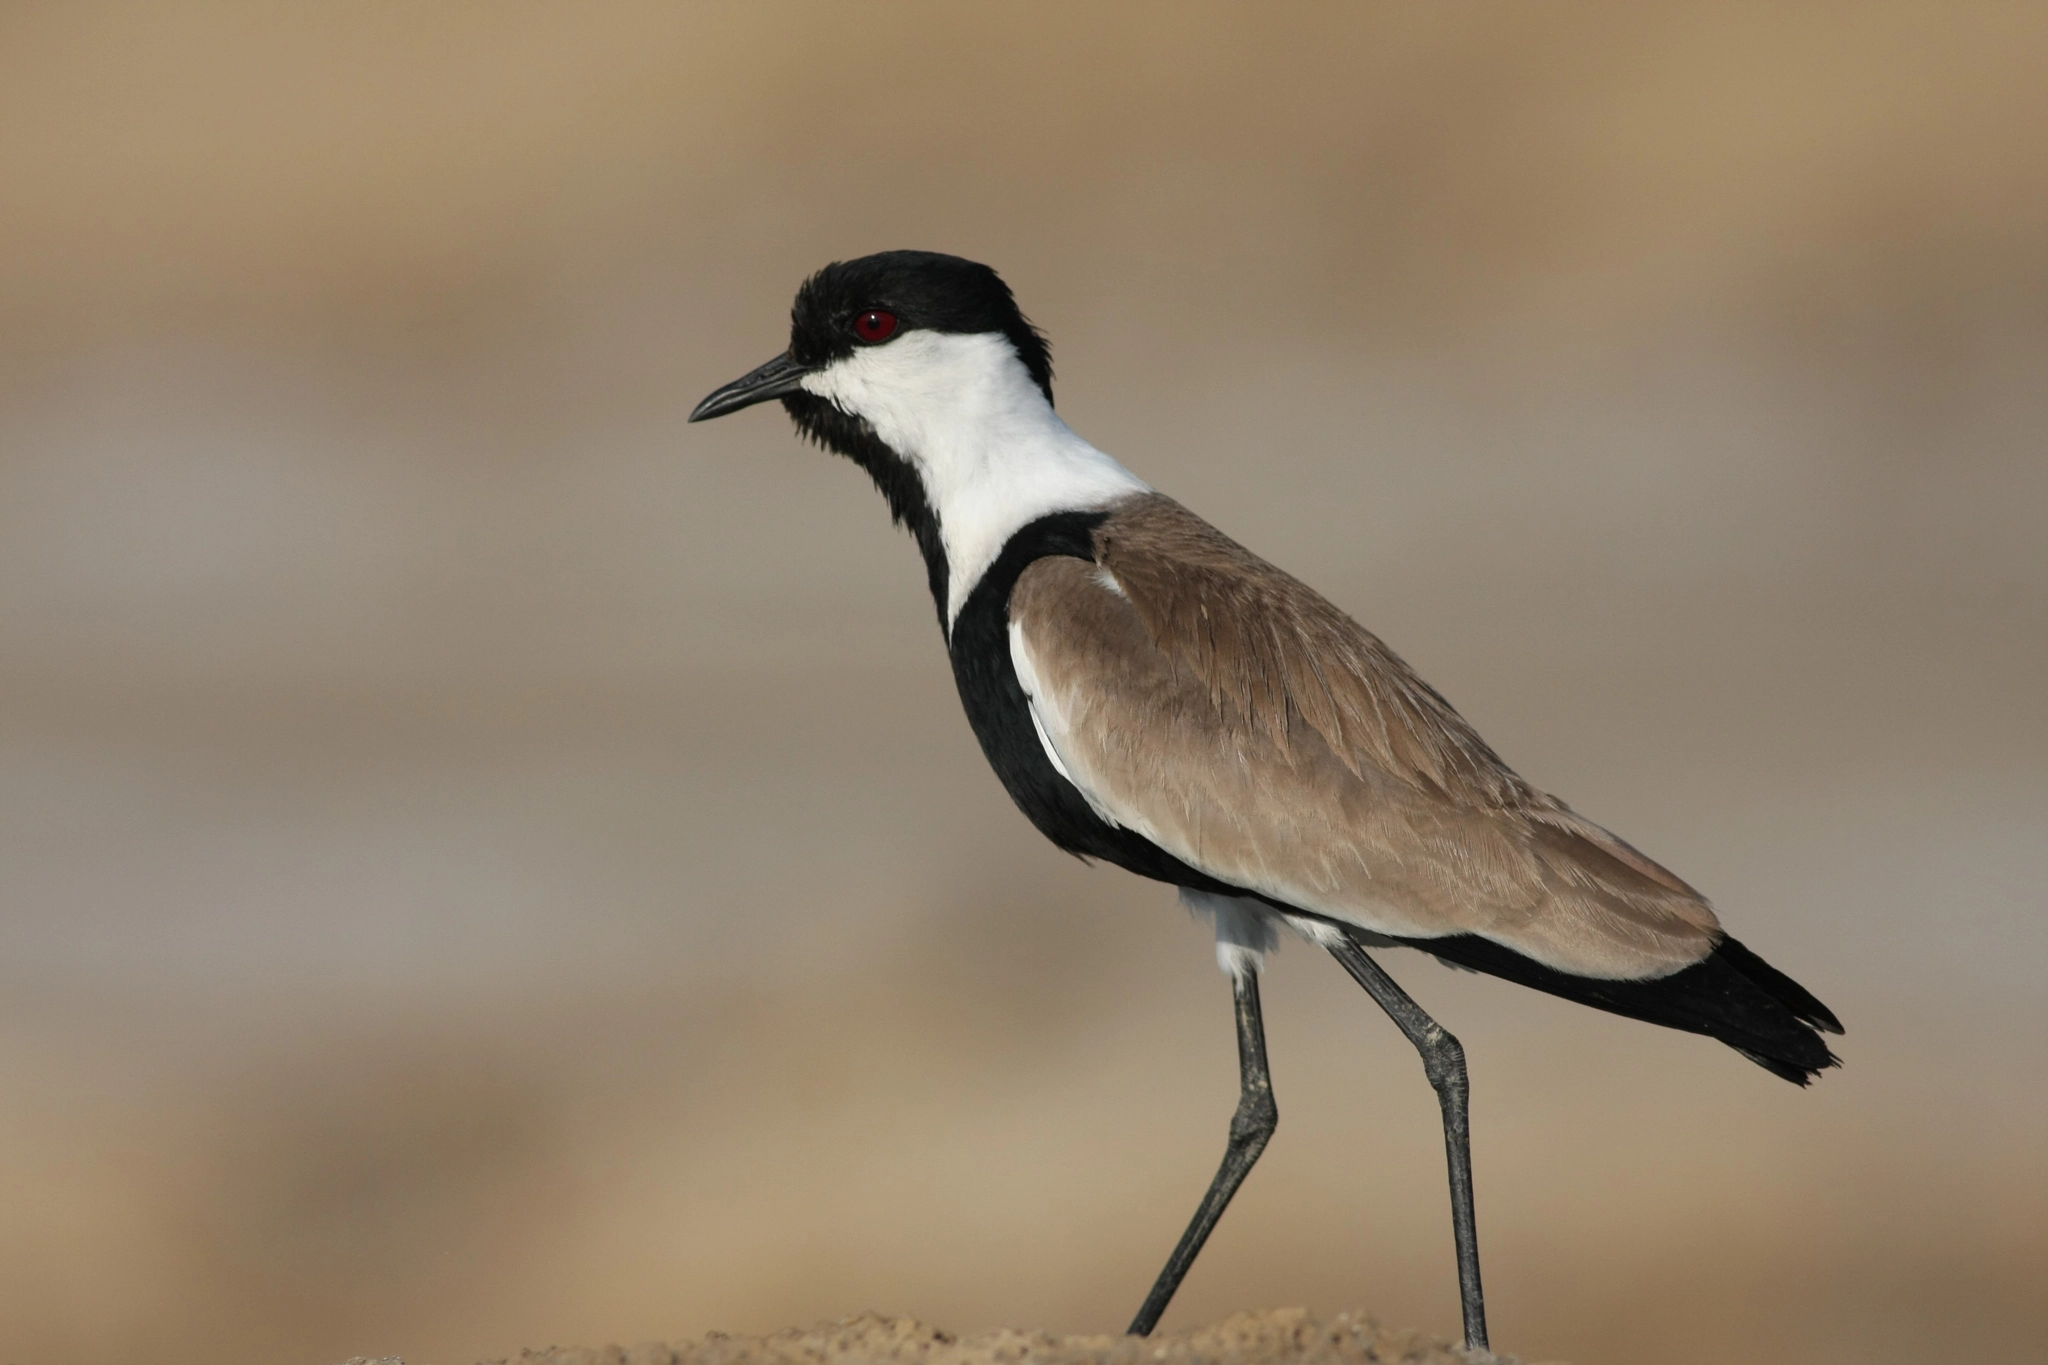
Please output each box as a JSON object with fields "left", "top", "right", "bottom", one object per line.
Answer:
{"left": 2, "top": 4, "right": 2044, "bottom": 1363}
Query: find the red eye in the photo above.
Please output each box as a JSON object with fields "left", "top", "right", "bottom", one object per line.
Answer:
{"left": 853, "top": 310, "right": 899, "bottom": 344}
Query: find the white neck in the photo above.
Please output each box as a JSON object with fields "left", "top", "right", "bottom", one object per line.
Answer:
{"left": 801, "top": 331, "right": 1149, "bottom": 626}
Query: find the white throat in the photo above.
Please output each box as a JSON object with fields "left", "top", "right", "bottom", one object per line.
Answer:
{"left": 801, "top": 331, "right": 1149, "bottom": 626}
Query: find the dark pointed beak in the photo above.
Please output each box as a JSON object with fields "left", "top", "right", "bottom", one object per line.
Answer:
{"left": 688, "top": 352, "right": 814, "bottom": 422}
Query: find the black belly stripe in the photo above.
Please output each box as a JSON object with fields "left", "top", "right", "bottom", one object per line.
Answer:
{"left": 946, "top": 511, "right": 1241, "bottom": 893}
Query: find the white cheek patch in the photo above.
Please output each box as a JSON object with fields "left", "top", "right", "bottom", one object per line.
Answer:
{"left": 804, "top": 332, "right": 1149, "bottom": 624}
{"left": 801, "top": 331, "right": 977, "bottom": 455}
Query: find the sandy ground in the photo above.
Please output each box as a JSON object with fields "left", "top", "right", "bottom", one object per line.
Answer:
{"left": 450, "top": 1311, "right": 1515, "bottom": 1365}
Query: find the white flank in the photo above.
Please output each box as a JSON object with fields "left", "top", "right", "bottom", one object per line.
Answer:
{"left": 1014, "top": 583, "right": 1450, "bottom": 950}
{"left": 1181, "top": 888, "right": 1281, "bottom": 979}
{"left": 1009, "top": 620, "right": 1122, "bottom": 829}
{"left": 801, "top": 331, "right": 1149, "bottom": 625}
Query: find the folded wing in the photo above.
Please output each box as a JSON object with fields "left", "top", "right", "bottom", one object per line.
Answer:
{"left": 1007, "top": 494, "right": 1722, "bottom": 981}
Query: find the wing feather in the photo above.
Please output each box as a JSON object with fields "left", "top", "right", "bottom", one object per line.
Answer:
{"left": 1008, "top": 494, "right": 1720, "bottom": 980}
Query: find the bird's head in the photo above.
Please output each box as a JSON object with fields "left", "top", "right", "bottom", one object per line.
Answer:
{"left": 690, "top": 251, "right": 1142, "bottom": 627}
{"left": 689, "top": 249, "right": 1052, "bottom": 437}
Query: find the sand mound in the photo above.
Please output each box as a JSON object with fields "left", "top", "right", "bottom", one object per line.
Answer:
{"left": 455, "top": 1308, "right": 1528, "bottom": 1365}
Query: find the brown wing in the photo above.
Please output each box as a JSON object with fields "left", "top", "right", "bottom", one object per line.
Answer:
{"left": 1009, "top": 493, "right": 1721, "bottom": 980}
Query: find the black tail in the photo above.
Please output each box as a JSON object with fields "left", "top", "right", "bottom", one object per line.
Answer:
{"left": 1387, "top": 931, "right": 1844, "bottom": 1084}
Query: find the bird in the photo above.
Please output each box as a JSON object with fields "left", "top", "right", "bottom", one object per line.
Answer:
{"left": 687, "top": 249, "right": 1842, "bottom": 1352}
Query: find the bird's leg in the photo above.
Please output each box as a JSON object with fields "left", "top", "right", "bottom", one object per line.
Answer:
{"left": 1326, "top": 936, "right": 1488, "bottom": 1353}
{"left": 1126, "top": 968, "right": 1278, "bottom": 1336}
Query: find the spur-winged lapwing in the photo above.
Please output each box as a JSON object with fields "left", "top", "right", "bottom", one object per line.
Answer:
{"left": 689, "top": 250, "right": 1842, "bottom": 1350}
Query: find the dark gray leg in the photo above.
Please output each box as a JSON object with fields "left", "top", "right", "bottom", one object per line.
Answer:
{"left": 1326, "top": 936, "right": 1489, "bottom": 1353}
{"left": 1126, "top": 969, "right": 1277, "bottom": 1336}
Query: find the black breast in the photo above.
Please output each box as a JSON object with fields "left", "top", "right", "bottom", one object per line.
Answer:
{"left": 945, "top": 511, "right": 1238, "bottom": 892}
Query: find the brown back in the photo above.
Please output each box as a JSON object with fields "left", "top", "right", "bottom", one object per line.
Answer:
{"left": 1009, "top": 493, "right": 1721, "bottom": 979}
